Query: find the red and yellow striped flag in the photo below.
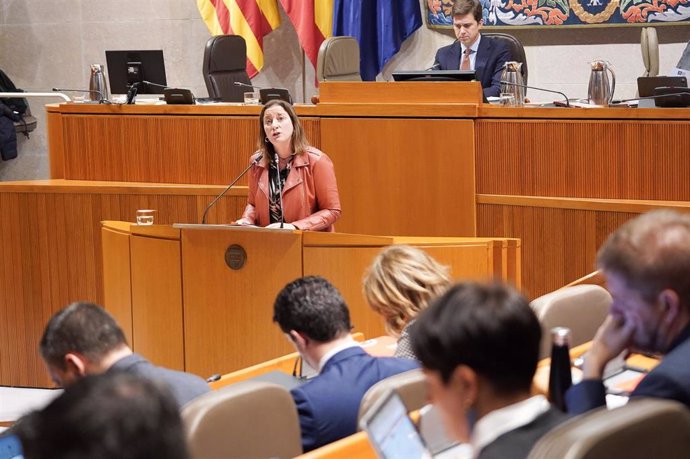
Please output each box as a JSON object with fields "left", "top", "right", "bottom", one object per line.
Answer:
{"left": 278, "top": 0, "right": 333, "bottom": 70}
{"left": 197, "top": 0, "right": 281, "bottom": 77}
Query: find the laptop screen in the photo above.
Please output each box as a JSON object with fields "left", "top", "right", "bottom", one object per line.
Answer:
{"left": 360, "top": 390, "right": 431, "bottom": 459}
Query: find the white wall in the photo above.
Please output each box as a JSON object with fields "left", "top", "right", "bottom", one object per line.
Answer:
{"left": 1, "top": 0, "right": 688, "bottom": 180}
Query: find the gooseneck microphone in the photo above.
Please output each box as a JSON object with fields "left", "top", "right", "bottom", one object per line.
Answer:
{"left": 234, "top": 81, "right": 264, "bottom": 90}
{"left": 52, "top": 87, "right": 109, "bottom": 104}
{"left": 201, "top": 155, "right": 262, "bottom": 224}
{"left": 142, "top": 80, "right": 169, "bottom": 89}
{"left": 274, "top": 153, "right": 285, "bottom": 229}
{"left": 499, "top": 81, "right": 571, "bottom": 107}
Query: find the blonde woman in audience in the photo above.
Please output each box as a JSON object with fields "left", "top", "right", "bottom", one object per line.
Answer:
{"left": 363, "top": 245, "right": 451, "bottom": 359}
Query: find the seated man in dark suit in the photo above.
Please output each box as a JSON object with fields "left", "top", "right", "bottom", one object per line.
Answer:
{"left": 433, "top": 0, "right": 512, "bottom": 98}
{"left": 567, "top": 210, "right": 690, "bottom": 415}
{"left": 17, "top": 373, "right": 190, "bottom": 459}
{"left": 39, "top": 302, "right": 210, "bottom": 409}
{"left": 411, "top": 282, "right": 567, "bottom": 459}
{"left": 273, "top": 276, "right": 419, "bottom": 452}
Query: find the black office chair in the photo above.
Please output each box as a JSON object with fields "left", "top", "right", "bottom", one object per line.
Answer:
{"left": 202, "top": 35, "right": 252, "bottom": 102}
{"left": 483, "top": 33, "right": 528, "bottom": 85}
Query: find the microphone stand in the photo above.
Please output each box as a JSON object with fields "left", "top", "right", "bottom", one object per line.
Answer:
{"left": 201, "top": 156, "right": 261, "bottom": 224}
{"left": 52, "top": 88, "right": 109, "bottom": 104}
{"left": 500, "top": 81, "right": 570, "bottom": 107}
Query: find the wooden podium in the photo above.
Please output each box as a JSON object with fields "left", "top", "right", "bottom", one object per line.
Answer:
{"left": 101, "top": 221, "right": 520, "bottom": 379}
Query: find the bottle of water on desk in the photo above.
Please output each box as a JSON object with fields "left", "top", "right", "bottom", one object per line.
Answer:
{"left": 548, "top": 327, "right": 572, "bottom": 412}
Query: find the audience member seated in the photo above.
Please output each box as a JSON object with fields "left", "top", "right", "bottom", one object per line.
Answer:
{"left": 273, "top": 276, "right": 419, "bottom": 452}
{"left": 567, "top": 210, "right": 690, "bottom": 415}
{"left": 39, "top": 302, "right": 210, "bottom": 408}
{"left": 17, "top": 372, "right": 189, "bottom": 459}
{"left": 432, "top": 0, "right": 512, "bottom": 98}
{"left": 363, "top": 245, "right": 451, "bottom": 359}
{"left": 411, "top": 282, "right": 568, "bottom": 459}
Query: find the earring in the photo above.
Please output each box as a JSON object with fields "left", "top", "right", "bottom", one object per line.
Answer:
{"left": 265, "top": 136, "right": 269, "bottom": 143}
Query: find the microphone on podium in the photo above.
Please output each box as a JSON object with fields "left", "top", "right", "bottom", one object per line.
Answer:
{"left": 201, "top": 154, "right": 262, "bottom": 224}
{"left": 499, "top": 81, "right": 571, "bottom": 107}
{"left": 52, "top": 88, "right": 109, "bottom": 104}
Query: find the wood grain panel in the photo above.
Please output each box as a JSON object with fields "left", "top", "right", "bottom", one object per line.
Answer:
{"left": 47, "top": 112, "right": 64, "bottom": 178}
{"left": 59, "top": 115, "right": 320, "bottom": 185}
{"left": 130, "top": 235, "right": 184, "bottom": 371}
{"left": 0, "top": 182, "right": 247, "bottom": 387}
{"left": 478, "top": 203, "right": 639, "bottom": 298}
{"left": 101, "top": 227, "right": 133, "bottom": 343}
{"left": 181, "top": 228, "right": 301, "bottom": 378}
{"left": 476, "top": 119, "right": 690, "bottom": 200}
{"left": 321, "top": 118, "right": 476, "bottom": 237}
{"left": 319, "top": 81, "right": 483, "bottom": 104}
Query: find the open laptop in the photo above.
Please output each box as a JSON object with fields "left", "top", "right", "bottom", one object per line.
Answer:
{"left": 360, "top": 390, "right": 469, "bottom": 459}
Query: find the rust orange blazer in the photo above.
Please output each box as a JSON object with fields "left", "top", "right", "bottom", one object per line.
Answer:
{"left": 240, "top": 147, "right": 341, "bottom": 231}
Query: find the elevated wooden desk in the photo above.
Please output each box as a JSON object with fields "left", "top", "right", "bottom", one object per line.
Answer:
{"left": 101, "top": 221, "right": 519, "bottom": 378}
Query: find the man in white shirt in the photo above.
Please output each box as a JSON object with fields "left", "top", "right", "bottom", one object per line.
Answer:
{"left": 411, "top": 282, "right": 567, "bottom": 459}
{"left": 432, "top": 0, "right": 512, "bottom": 97}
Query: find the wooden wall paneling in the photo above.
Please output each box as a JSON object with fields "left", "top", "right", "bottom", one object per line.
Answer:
{"left": 47, "top": 112, "right": 64, "bottom": 178}
{"left": 477, "top": 203, "right": 641, "bottom": 298}
{"left": 57, "top": 114, "right": 321, "bottom": 185}
{"left": 320, "top": 118, "right": 476, "bottom": 237}
{"left": 130, "top": 234, "right": 184, "bottom": 371}
{"left": 181, "top": 228, "right": 301, "bottom": 378}
{"left": 101, "top": 226, "right": 133, "bottom": 344}
{"left": 476, "top": 120, "right": 690, "bottom": 200}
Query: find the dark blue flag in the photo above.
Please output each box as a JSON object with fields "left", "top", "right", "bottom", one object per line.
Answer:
{"left": 333, "top": 0, "right": 422, "bottom": 81}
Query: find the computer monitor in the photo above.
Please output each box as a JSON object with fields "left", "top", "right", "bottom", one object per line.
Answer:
{"left": 391, "top": 70, "right": 476, "bottom": 82}
{"left": 105, "top": 50, "right": 167, "bottom": 94}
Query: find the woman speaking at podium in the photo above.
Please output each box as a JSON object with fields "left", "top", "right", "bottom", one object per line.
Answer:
{"left": 233, "top": 100, "right": 341, "bottom": 231}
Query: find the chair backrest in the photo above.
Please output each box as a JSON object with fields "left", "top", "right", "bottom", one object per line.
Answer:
{"left": 357, "top": 369, "right": 427, "bottom": 423}
{"left": 202, "top": 35, "right": 252, "bottom": 102}
{"left": 483, "top": 32, "right": 528, "bottom": 85}
{"left": 317, "top": 36, "right": 362, "bottom": 82}
{"left": 531, "top": 285, "right": 611, "bottom": 359}
{"left": 641, "top": 27, "right": 660, "bottom": 78}
{"left": 182, "top": 380, "right": 302, "bottom": 459}
{"left": 528, "top": 398, "right": 690, "bottom": 459}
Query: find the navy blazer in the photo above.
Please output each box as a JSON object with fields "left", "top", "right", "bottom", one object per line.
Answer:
{"left": 290, "top": 346, "right": 419, "bottom": 452}
{"left": 433, "top": 36, "right": 512, "bottom": 98}
{"left": 566, "top": 325, "right": 690, "bottom": 415}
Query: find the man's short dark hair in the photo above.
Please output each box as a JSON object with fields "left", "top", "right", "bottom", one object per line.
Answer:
{"left": 19, "top": 373, "right": 189, "bottom": 459}
{"left": 597, "top": 209, "right": 690, "bottom": 306}
{"left": 39, "top": 302, "right": 127, "bottom": 369}
{"left": 273, "top": 276, "right": 352, "bottom": 342}
{"left": 411, "top": 282, "right": 541, "bottom": 395}
{"left": 452, "top": 0, "right": 483, "bottom": 22}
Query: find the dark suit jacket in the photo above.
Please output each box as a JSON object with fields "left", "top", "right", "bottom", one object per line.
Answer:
{"left": 433, "top": 36, "right": 512, "bottom": 98}
{"left": 108, "top": 353, "right": 211, "bottom": 409}
{"left": 290, "top": 347, "right": 419, "bottom": 452}
{"left": 566, "top": 325, "right": 690, "bottom": 415}
{"left": 478, "top": 406, "right": 568, "bottom": 459}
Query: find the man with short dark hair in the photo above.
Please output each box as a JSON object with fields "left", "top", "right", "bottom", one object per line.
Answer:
{"left": 411, "top": 282, "right": 567, "bottom": 459}
{"left": 433, "top": 0, "right": 512, "bottom": 97}
{"left": 18, "top": 373, "right": 189, "bottom": 459}
{"left": 39, "top": 302, "right": 209, "bottom": 408}
{"left": 273, "top": 276, "right": 418, "bottom": 452}
{"left": 567, "top": 210, "right": 690, "bottom": 414}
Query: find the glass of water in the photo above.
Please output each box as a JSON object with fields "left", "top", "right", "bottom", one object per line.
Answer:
{"left": 136, "top": 209, "right": 155, "bottom": 225}
{"left": 244, "top": 91, "right": 260, "bottom": 104}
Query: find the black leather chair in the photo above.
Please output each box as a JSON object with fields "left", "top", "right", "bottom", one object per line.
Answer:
{"left": 483, "top": 33, "right": 528, "bottom": 85}
{"left": 202, "top": 35, "right": 252, "bottom": 102}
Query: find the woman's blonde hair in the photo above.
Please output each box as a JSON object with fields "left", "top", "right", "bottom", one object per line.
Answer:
{"left": 363, "top": 245, "right": 451, "bottom": 336}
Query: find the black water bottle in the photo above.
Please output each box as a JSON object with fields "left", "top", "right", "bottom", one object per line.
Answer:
{"left": 548, "top": 327, "right": 572, "bottom": 412}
